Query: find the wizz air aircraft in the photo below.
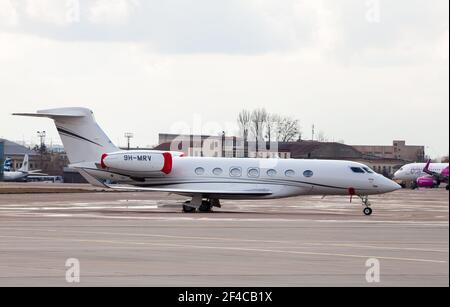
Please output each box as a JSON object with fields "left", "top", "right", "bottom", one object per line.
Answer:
{"left": 15, "top": 108, "right": 401, "bottom": 216}
{"left": 394, "top": 161, "right": 449, "bottom": 190}
{"left": 2, "top": 154, "right": 45, "bottom": 182}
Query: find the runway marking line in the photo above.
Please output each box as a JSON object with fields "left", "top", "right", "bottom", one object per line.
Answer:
{"left": 2, "top": 227, "right": 448, "bottom": 254}
{"left": 0, "top": 234, "right": 447, "bottom": 265}
{"left": 1, "top": 210, "right": 447, "bottom": 226}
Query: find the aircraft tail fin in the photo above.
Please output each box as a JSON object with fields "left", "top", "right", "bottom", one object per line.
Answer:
{"left": 423, "top": 159, "right": 432, "bottom": 173}
{"left": 14, "top": 108, "right": 119, "bottom": 164}
{"left": 18, "top": 154, "right": 29, "bottom": 172}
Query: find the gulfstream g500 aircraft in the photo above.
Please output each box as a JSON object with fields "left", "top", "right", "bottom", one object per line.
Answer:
{"left": 15, "top": 108, "right": 401, "bottom": 215}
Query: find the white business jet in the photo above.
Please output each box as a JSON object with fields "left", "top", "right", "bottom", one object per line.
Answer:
{"left": 15, "top": 108, "right": 401, "bottom": 215}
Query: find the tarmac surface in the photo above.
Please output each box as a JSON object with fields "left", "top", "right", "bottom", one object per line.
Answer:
{"left": 0, "top": 184, "right": 448, "bottom": 287}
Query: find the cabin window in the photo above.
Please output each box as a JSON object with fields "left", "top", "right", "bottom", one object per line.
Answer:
{"left": 230, "top": 167, "right": 242, "bottom": 177}
{"left": 303, "top": 170, "right": 314, "bottom": 178}
{"left": 267, "top": 169, "right": 277, "bottom": 177}
{"left": 285, "top": 170, "right": 296, "bottom": 177}
{"left": 350, "top": 167, "right": 365, "bottom": 174}
{"left": 195, "top": 167, "right": 205, "bottom": 175}
{"left": 248, "top": 168, "right": 260, "bottom": 178}
{"left": 213, "top": 168, "right": 223, "bottom": 176}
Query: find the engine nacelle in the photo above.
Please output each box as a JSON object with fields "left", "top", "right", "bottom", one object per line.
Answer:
{"left": 101, "top": 151, "right": 173, "bottom": 175}
{"left": 416, "top": 176, "right": 436, "bottom": 188}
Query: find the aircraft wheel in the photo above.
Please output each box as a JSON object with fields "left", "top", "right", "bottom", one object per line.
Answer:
{"left": 182, "top": 202, "right": 196, "bottom": 213}
{"left": 363, "top": 207, "right": 373, "bottom": 216}
{"left": 198, "top": 201, "right": 213, "bottom": 213}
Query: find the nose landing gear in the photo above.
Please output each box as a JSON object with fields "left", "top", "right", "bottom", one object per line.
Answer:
{"left": 359, "top": 195, "right": 373, "bottom": 216}
{"left": 363, "top": 207, "right": 373, "bottom": 216}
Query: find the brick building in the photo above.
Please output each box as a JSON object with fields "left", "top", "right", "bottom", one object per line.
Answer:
{"left": 353, "top": 140, "right": 425, "bottom": 163}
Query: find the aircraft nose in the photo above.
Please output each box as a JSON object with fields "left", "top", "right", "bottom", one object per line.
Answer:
{"left": 393, "top": 170, "right": 401, "bottom": 180}
{"left": 382, "top": 177, "right": 402, "bottom": 192}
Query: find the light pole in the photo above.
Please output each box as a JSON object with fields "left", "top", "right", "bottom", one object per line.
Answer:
{"left": 37, "top": 131, "right": 46, "bottom": 171}
{"left": 37, "top": 131, "right": 46, "bottom": 150}
{"left": 124, "top": 133, "right": 134, "bottom": 150}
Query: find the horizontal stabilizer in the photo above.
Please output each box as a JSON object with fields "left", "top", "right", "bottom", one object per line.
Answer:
{"left": 13, "top": 112, "right": 85, "bottom": 119}
{"left": 14, "top": 107, "right": 119, "bottom": 164}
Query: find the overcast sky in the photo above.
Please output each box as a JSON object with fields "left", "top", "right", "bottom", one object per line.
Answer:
{"left": 0, "top": 0, "right": 448, "bottom": 157}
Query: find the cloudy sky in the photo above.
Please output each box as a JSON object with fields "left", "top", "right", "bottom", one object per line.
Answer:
{"left": 0, "top": 0, "right": 448, "bottom": 157}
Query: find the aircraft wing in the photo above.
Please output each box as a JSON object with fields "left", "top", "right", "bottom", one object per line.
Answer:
{"left": 26, "top": 170, "right": 48, "bottom": 176}
{"left": 106, "top": 184, "right": 273, "bottom": 196}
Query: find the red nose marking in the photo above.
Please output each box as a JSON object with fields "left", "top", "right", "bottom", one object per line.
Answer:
{"left": 348, "top": 187, "right": 356, "bottom": 203}
{"left": 161, "top": 152, "right": 173, "bottom": 175}
{"left": 101, "top": 153, "right": 108, "bottom": 169}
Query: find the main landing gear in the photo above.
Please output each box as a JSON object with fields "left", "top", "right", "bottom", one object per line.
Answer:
{"left": 358, "top": 195, "right": 373, "bottom": 216}
{"left": 182, "top": 201, "right": 196, "bottom": 213}
{"left": 182, "top": 199, "right": 221, "bottom": 213}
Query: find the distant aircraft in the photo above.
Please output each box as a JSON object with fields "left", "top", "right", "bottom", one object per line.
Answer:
{"left": 419, "top": 160, "right": 449, "bottom": 190}
{"left": 3, "top": 157, "right": 12, "bottom": 172}
{"left": 394, "top": 161, "right": 449, "bottom": 190}
{"left": 2, "top": 154, "right": 46, "bottom": 182}
{"left": 15, "top": 108, "right": 401, "bottom": 216}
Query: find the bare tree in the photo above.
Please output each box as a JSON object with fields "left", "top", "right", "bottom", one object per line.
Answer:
{"left": 250, "top": 108, "right": 268, "bottom": 146}
{"left": 276, "top": 116, "right": 301, "bottom": 142}
{"left": 265, "top": 113, "right": 280, "bottom": 143}
{"left": 237, "top": 110, "right": 251, "bottom": 143}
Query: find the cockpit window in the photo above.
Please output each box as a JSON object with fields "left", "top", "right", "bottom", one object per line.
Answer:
{"left": 363, "top": 167, "right": 374, "bottom": 174}
{"left": 350, "top": 167, "right": 365, "bottom": 174}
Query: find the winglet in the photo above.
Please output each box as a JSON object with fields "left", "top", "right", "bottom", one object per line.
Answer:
{"left": 76, "top": 168, "right": 109, "bottom": 188}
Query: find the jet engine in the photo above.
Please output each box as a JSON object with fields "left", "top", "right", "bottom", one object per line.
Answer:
{"left": 416, "top": 176, "right": 438, "bottom": 188}
{"left": 100, "top": 151, "right": 174, "bottom": 175}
